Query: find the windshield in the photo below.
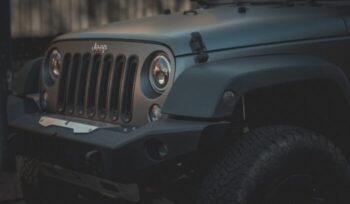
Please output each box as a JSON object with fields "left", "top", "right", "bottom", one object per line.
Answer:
{"left": 205, "top": 0, "right": 348, "bottom": 2}
{"left": 197, "top": 0, "right": 350, "bottom": 5}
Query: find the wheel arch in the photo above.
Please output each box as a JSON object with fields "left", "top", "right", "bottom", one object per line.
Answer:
{"left": 163, "top": 54, "right": 350, "bottom": 119}
{"left": 12, "top": 57, "right": 42, "bottom": 96}
{"left": 244, "top": 78, "right": 350, "bottom": 157}
{"left": 163, "top": 55, "right": 350, "bottom": 155}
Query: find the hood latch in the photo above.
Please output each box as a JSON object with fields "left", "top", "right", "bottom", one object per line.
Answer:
{"left": 190, "top": 32, "right": 209, "bottom": 64}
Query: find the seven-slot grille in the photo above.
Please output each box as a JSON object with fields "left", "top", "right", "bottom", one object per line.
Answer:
{"left": 57, "top": 53, "right": 138, "bottom": 123}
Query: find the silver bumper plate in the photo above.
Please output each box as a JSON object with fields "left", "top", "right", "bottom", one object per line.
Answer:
{"left": 39, "top": 116, "right": 98, "bottom": 133}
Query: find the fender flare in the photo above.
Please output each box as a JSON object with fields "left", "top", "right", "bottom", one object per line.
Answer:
{"left": 12, "top": 57, "right": 42, "bottom": 95}
{"left": 163, "top": 55, "right": 350, "bottom": 118}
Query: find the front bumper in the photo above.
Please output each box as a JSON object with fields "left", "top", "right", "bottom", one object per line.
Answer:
{"left": 9, "top": 108, "right": 229, "bottom": 182}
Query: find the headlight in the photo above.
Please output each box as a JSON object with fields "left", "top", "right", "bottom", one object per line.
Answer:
{"left": 149, "top": 55, "right": 171, "bottom": 93}
{"left": 49, "top": 49, "right": 62, "bottom": 78}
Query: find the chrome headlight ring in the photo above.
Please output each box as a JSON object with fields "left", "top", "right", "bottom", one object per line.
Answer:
{"left": 149, "top": 54, "right": 171, "bottom": 94}
{"left": 48, "top": 49, "right": 63, "bottom": 79}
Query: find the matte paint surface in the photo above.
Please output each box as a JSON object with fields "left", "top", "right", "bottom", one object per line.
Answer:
{"left": 56, "top": 6, "right": 347, "bottom": 56}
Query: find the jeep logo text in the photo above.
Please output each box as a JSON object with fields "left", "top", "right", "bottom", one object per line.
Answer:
{"left": 91, "top": 42, "right": 108, "bottom": 54}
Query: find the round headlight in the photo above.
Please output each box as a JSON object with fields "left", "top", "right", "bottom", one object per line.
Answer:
{"left": 49, "top": 49, "right": 62, "bottom": 78}
{"left": 149, "top": 55, "right": 171, "bottom": 93}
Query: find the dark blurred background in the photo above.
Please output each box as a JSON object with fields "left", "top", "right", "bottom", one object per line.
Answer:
{"left": 12, "top": 0, "right": 194, "bottom": 70}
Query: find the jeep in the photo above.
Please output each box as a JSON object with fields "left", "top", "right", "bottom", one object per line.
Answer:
{"left": 8, "top": 0, "right": 350, "bottom": 203}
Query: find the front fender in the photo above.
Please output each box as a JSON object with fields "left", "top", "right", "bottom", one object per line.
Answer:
{"left": 12, "top": 57, "right": 42, "bottom": 95}
{"left": 163, "top": 55, "right": 350, "bottom": 118}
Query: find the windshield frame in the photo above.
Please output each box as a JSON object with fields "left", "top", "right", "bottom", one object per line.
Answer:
{"left": 194, "top": 0, "right": 350, "bottom": 5}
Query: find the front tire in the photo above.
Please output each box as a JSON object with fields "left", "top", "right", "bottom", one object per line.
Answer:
{"left": 17, "top": 157, "right": 76, "bottom": 204}
{"left": 17, "top": 157, "right": 128, "bottom": 204}
{"left": 197, "top": 126, "right": 350, "bottom": 204}
{"left": 17, "top": 157, "right": 45, "bottom": 204}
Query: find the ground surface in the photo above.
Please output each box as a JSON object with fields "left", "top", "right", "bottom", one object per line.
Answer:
{"left": 6, "top": 201, "right": 24, "bottom": 204}
{"left": 0, "top": 172, "right": 21, "bottom": 204}
{"left": 0, "top": 173, "right": 172, "bottom": 204}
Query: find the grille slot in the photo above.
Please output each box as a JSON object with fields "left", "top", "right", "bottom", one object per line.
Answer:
{"left": 109, "top": 55, "right": 126, "bottom": 121}
{"left": 97, "top": 55, "right": 114, "bottom": 119}
{"left": 86, "top": 55, "right": 102, "bottom": 117}
{"left": 121, "top": 57, "right": 138, "bottom": 123}
{"left": 57, "top": 52, "right": 138, "bottom": 124}
{"left": 57, "top": 54, "right": 71, "bottom": 112}
{"left": 66, "top": 54, "right": 81, "bottom": 114}
{"left": 76, "top": 53, "right": 91, "bottom": 115}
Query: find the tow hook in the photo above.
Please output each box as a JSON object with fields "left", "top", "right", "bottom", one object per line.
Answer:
{"left": 85, "top": 150, "right": 103, "bottom": 175}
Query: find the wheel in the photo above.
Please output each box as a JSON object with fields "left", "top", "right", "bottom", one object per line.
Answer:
{"left": 197, "top": 126, "right": 350, "bottom": 204}
{"left": 17, "top": 157, "right": 45, "bottom": 204}
{"left": 17, "top": 157, "right": 128, "bottom": 204}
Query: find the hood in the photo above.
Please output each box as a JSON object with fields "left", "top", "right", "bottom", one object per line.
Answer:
{"left": 55, "top": 5, "right": 347, "bottom": 56}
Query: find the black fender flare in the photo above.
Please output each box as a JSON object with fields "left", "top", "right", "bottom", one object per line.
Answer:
{"left": 12, "top": 57, "right": 42, "bottom": 96}
{"left": 163, "top": 55, "right": 350, "bottom": 118}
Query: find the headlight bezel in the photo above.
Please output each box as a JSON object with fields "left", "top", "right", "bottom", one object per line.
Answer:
{"left": 149, "top": 54, "right": 172, "bottom": 94}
